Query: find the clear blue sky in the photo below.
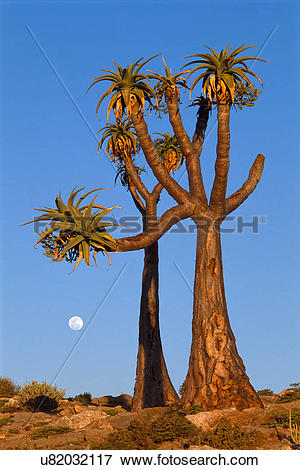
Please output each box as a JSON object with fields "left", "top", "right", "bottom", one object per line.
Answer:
{"left": 0, "top": 1, "right": 299, "bottom": 398}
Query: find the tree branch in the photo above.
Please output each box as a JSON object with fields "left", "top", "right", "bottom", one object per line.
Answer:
{"left": 116, "top": 202, "right": 194, "bottom": 252}
{"left": 122, "top": 151, "right": 150, "bottom": 202}
{"left": 209, "top": 103, "right": 231, "bottom": 215}
{"left": 225, "top": 154, "right": 265, "bottom": 214}
{"left": 128, "top": 182, "right": 146, "bottom": 214}
{"left": 130, "top": 103, "right": 191, "bottom": 205}
{"left": 166, "top": 95, "right": 207, "bottom": 202}
{"left": 192, "top": 100, "right": 210, "bottom": 159}
{"left": 151, "top": 182, "right": 163, "bottom": 202}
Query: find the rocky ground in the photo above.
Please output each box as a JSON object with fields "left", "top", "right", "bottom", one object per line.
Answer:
{"left": 0, "top": 393, "right": 299, "bottom": 450}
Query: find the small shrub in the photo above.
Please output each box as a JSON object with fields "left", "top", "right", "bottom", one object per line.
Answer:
{"left": 290, "top": 383, "right": 300, "bottom": 388}
{"left": 278, "top": 387, "right": 300, "bottom": 403}
{"left": 257, "top": 389, "right": 274, "bottom": 396}
{"left": 74, "top": 393, "right": 92, "bottom": 406}
{"left": 0, "top": 416, "right": 14, "bottom": 427}
{"left": 262, "top": 411, "right": 300, "bottom": 429}
{"left": 97, "top": 417, "right": 156, "bottom": 450}
{"left": 0, "top": 399, "right": 8, "bottom": 409}
{"left": 97, "top": 409, "right": 198, "bottom": 450}
{"left": 19, "top": 381, "right": 66, "bottom": 412}
{"left": 103, "top": 409, "right": 119, "bottom": 416}
{"left": 197, "top": 419, "right": 261, "bottom": 450}
{"left": 7, "top": 429, "right": 20, "bottom": 435}
{"left": 178, "top": 381, "right": 186, "bottom": 397}
{"left": 0, "top": 377, "right": 20, "bottom": 397}
{"left": 167, "top": 404, "right": 203, "bottom": 417}
{"left": 31, "top": 425, "right": 72, "bottom": 440}
{"left": 150, "top": 412, "right": 198, "bottom": 444}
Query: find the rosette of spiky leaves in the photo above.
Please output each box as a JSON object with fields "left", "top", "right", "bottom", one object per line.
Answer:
{"left": 114, "top": 164, "right": 146, "bottom": 191}
{"left": 154, "top": 132, "right": 184, "bottom": 173}
{"left": 87, "top": 56, "right": 159, "bottom": 121}
{"left": 22, "top": 187, "right": 120, "bottom": 272}
{"left": 233, "top": 82, "right": 262, "bottom": 110}
{"left": 147, "top": 57, "right": 189, "bottom": 103}
{"left": 183, "top": 44, "right": 267, "bottom": 104}
{"left": 98, "top": 119, "right": 137, "bottom": 165}
{"left": 37, "top": 229, "right": 77, "bottom": 263}
{"left": 187, "top": 95, "right": 212, "bottom": 117}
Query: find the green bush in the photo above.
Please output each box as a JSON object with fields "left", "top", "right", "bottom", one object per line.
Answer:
{"left": 97, "top": 408, "right": 198, "bottom": 450}
{"left": 0, "top": 377, "right": 20, "bottom": 397}
{"left": 103, "top": 409, "right": 119, "bottom": 416}
{"left": 7, "top": 429, "right": 20, "bottom": 435}
{"left": 0, "top": 399, "right": 8, "bottom": 409}
{"left": 74, "top": 393, "right": 92, "bottom": 406}
{"left": 278, "top": 386, "right": 300, "bottom": 403}
{"left": 197, "top": 419, "right": 261, "bottom": 450}
{"left": 257, "top": 389, "right": 274, "bottom": 396}
{"left": 167, "top": 404, "right": 203, "bottom": 417}
{"left": 262, "top": 411, "right": 300, "bottom": 429}
{"left": 19, "top": 381, "right": 66, "bottom": 412}
{"left": 178, "top": 381, "right": 186, "bottom": 397}
{"left": 150, "top": 412, "right": 198, "bottom": 444}
{"left": 0, "top": 416, "right": 14, "bottom": 427}
{"left": 31, "top": 425, "right": 72, "bottom": 440}
{"left": 97, "top": 417, "right": 156, "bottom": 450}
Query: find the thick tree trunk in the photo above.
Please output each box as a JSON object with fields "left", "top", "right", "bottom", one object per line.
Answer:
{"left": 182, "top": 222, "right": 263, "bottom": 410}
{"left": 132, "top": 241, "right": 179, "bottom": 410}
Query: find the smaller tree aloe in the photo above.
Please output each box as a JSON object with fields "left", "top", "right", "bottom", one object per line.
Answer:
{"left": 22, "top": 187, "right": 120, "bottom": 272}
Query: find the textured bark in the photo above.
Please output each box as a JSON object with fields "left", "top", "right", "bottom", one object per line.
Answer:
{"left": 209, "top": 103, "right": 230, "bottom": 215}
{"left": 225, "top": 154, "right": 265, "bottom": 215}
{"left": 182, "top": 222, "right": 263, "bottom": 410}
{"left": 132, "top": 241, "right": 179, "bottom": 410}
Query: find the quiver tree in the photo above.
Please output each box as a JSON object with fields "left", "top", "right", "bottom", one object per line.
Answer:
{"left": 25, "top": 45, "right": 267, "bottom": 411}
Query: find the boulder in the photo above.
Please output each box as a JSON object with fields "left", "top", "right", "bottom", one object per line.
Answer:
{"left": 1, "top": 398, "right": 20, "bottom": 413}
{"left": 55, "top": 409, "right": 108, "bottom": 430}
{"left": 93, "top": 394, "right": 133, "bottom": 410}
{"left": 186, "top": 407, "right": 269, "bottom": 431}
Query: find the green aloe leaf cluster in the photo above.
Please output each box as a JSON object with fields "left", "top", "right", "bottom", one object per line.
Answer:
{"left": 114, "top": 165, "right": 146, "bottom": 191}
{"left": 154, "top": 132, "right": 184, "bottom": 173}
{"left": 147, "top": 57, "right": 189, "bottom": 103}
{"left": 98, "top": 118, "right": 138, "bottom": 164}
{"left": 87, "top": 56, "right": 159, "bottom": 121}
{"left": 22, "top": 187, "right": 120, "bottom": 272}
{"left": 183, "top": 44, "right": 267, "bottom": 104}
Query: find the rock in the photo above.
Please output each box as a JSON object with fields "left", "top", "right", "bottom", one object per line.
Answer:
{"left": 94, "top": 394, "right": 133, "bottom": 410}
{"left": 186, "top": 407, "right": 270, "bottom": 431}
{"left": 12, "top": 411, "right": 52, "bottom": 425}
{"left": 2, "top": 398, "right": 20, "bottom": 413}
{"left": 55, "top": 410, "right": 108, "bottom": 430}
{"left": 106, "top": 412, "right": 134, "bottom": 429}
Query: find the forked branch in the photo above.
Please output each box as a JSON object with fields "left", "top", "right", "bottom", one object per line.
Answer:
{"left": 130, "top": 104, "right": 191, "bottom": 205}
{"left": 166, "top": 95, "right": 207, "bottom": 202}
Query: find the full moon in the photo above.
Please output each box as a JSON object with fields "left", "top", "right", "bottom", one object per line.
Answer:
{"left": 68, "top": 316, "right": 83, "bottom": 331}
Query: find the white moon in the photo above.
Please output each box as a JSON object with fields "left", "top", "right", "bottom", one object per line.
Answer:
{"left": 68, "top": 316, "right": 83, "bottom": 330}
